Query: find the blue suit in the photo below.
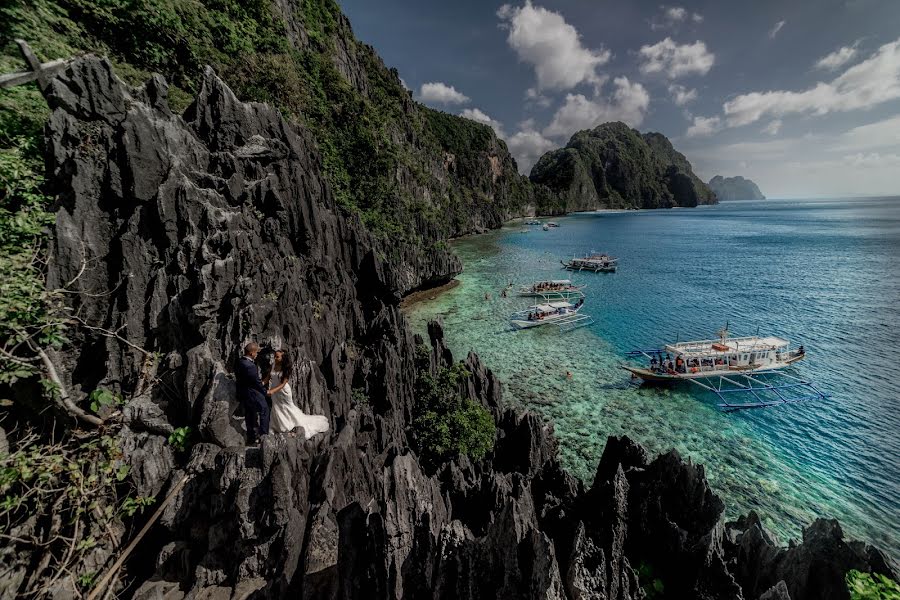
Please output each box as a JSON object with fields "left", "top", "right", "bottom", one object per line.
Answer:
{"left": 236, "top": 356, "right": 269, "bottom": 442}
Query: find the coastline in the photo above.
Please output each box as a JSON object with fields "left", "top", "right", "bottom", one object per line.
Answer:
{"left": 406, "top": 199, "right": 900, "bottom": 563}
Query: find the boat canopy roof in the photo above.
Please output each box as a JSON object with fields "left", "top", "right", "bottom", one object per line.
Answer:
{"left": 530, "top": 301, "right": 574, "bottom": 311}
{"left": 664, "top": 335, "right": 790, "bottom": 356}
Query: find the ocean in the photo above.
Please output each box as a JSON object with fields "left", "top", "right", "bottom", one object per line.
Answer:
{"left": 407, "top": 197, "right": 900, "bottom": 559}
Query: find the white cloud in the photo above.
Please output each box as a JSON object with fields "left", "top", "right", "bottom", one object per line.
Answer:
{"left": 507, "top": 127, "right": 557, "bottom": 173}
{"left": 665, "top": 7, "right": 687, "bottom": 21}
{"left": 843, "top": 152, "right": 900, "bottom": 168}
{"left": 460, "top": 108, "right": 506, "bottom": 138}
{"left": 762, "top": 119, "right": 782, "bottom": 135}
{"left": 525, "top": 87, "right": 553, "bottom": 108}
{"left": 769, "top": 20, "right": 786, "bottom": 39}
{"left": 686, "top": 115, "right": 721, "bottom": 137}
{"left": 815, "top": 43, "right": 859, "bottom": 71}
{"left": 668, "top": 83, "right": 697, "bottom": 106}
{"left": 833, "top": 114, "right": 900, "bottom": 152}
{"left": 497, "top": 1, "right": 610, "bottom": 91}
{"left": 723, "top": 38, "right": 900, "bottom": 127}
{"left": 419, "top": 82, "right": 470, "bottom": 105}
{"left": 543, "top": 77, "right": 650, "bottom": 138}
{"left": 651, "top": 6, "right": 702, "bottom": 30}
{"left": 639, "top": 38, "right": 715, "bottom": 78}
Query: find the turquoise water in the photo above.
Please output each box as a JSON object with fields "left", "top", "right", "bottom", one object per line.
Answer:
{"left": 408, "top": 197, "right": 900, "bottom": 559}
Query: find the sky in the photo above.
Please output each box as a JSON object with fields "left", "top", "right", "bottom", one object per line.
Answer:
{"left": 339, "top": 0, "right": 900, "bottom": 198}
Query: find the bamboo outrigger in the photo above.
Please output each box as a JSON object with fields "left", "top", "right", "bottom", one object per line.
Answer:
{"left": 622, "top": 325, "right": 828, "bottom": 410}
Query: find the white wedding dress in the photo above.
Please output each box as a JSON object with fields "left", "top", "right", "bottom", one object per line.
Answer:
{"left": 269, "top": 371, "right": 330, "bottom": 439}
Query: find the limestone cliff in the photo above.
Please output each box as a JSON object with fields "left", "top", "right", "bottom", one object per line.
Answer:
{"left": 2, "top": 52, "right": 890, "bottom": 600}
{"left": 709, "top": 175, "right": 767, "bottom": 200}
{"left": 530, "top": 122, "right": 717, "bottom": 210}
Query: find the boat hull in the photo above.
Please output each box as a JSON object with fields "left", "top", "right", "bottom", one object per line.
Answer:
{"left": 622, "top": 360, "right": 802, "bottom": 383}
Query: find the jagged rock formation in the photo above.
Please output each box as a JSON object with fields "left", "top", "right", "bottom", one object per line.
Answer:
{"left": 530, "top": 122, "right": 717, "bottom": 211}
{"left": 15, "top": 54, "right": 895, "bottom": 600}
{"left": 709, "top": 175, "right": 766, "bottom": 200}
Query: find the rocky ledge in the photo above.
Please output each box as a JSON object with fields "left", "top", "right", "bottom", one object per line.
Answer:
{"left": 3, "top": 56, "right": 894, "bottom": 599}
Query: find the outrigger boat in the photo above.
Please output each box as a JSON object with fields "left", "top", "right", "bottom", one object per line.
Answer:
{"left": 517, "top": 279, "right": 585, "bottom": 298}
{"left": 510, "top": 292, "right": 594, "bottom": 332}
{"left": 547, "top": 221, "right": 560, "bottom": 227}
{"left": 622, "top": 326, "right": 828, "bottom": 410}
{"left": 562, "top": 252, "right": 618, "bottom": 273}
{"left": 525, "top": 219, "right": 542, "bottom": 225}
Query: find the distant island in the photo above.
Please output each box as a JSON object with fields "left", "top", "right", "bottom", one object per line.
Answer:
{"left": 709, "top": 175, "right": 766, "bottom": 200}
{"left": 530, "top": 122, "right": 717, "bottom": 211}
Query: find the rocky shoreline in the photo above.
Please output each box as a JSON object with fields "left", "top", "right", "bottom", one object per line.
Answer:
{"left": 0, "top": 53, "right": 890, "bottom": 600}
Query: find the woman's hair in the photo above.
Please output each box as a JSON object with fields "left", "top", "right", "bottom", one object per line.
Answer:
{"left": 276, "top": 349, "right": 293, "bottom": 383}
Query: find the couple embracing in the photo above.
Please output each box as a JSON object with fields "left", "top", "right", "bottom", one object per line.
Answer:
{"left": 236, "top": 342, "right": 330, "bottom": 444}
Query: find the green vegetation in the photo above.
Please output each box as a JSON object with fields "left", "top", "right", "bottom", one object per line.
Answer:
{"left": 847, "top": 570, "right": 900, "bottom": 600}
{"left": 167, "top": 426, "right": 192, "bottom": 452}
{"left": 636, "top": 561, "right": 666, "bottom": 599}
{"left": 412, "top": 360, "right": 495, "bottom": 469}
{"left": 0, "top": 136, "right": 60, "bottom": 386}
{"left": 0, "top": 431, "right": 155, "bottom": 595}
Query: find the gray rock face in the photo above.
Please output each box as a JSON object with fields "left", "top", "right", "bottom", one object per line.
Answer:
{"left": 709, "top": 175, "right": 766, "bottom": 200}
{"left": 29, "top": 56, "right": 897, "bottom": 599}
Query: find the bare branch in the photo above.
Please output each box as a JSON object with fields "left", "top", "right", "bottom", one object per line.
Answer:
{"left": 30, "top": 342, "right": 103, "bottom": 427}
{"left": 69, "top": 317, "right": 151, "bottom": 357}
{"left": 87, "top": 474, "right": 191, "bottom": 600}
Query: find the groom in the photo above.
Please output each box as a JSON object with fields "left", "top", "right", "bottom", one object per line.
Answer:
{"left": 236, "top": 342, "right": 270, "bottom": 444}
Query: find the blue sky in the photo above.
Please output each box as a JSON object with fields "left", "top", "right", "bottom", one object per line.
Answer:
{"left": 339, "top": 0, "right": 900, "bottom": 197}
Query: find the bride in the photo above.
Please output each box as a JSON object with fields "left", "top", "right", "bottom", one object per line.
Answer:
{"left": 265, "top": 349, "right": 330, "bottom": 439}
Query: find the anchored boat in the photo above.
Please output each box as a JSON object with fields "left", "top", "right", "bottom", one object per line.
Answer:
{"left": 562, "top": 252, "right": 618, "bottom": 273}
{"left": 510, "top": 293, "right": 594, "bottom": 332}
{"left": 517, "top": 279, "right": 585, "bottom": 298}
{"left": 622, "top": 326, "right": 826, "bottom": 410}
{"left": 525, "top": 219, "right": 542, "bottom": 225}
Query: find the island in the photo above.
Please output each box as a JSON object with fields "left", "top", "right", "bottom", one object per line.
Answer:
{"left": 709, "top": 175, "right": 766, "bottom": 200}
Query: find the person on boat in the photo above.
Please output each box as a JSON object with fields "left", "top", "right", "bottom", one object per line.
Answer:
{"left": 650, "top": 356, "right": 658, "bottom": 370}
{"left": 575, "top": 298, "right": 584, "bottom": 308}
{"left": 666, "top": 359, "right": 675, "bottom": 373}
{"left": 797, "top": 345, "right": 805, "bottom": 355}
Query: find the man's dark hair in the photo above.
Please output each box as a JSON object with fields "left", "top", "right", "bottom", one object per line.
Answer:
{"left": 244, "top": 342, "right": 260, "bottom": 356}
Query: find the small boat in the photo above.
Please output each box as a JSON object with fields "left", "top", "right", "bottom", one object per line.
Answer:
{"left": 562, "top": 252, "right": 618, "bottom": 273}
{"left": 525, "top": 219, "right": 542, "bottom": 225}
{"left": 510, "top": 293, "right": 594, "bottom": 332}
{"left": 517, "top": 279, "right": 585, "bottom": 298}
{"left": 622, "top": 325, "right": 826, "bottom": 410}
{"left": 547, "top": 221, "right": 560, "bottom": 227}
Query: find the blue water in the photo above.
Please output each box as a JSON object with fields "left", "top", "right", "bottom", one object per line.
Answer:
{"left": 408, "top": 197, "right": 900, "bottom": 559}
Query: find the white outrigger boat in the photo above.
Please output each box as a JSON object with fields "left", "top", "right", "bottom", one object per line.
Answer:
{"left": 622, "top": 326, "right": 827, "bottom": 410}
{"left": 517, "top": 279, "right": 585, "bottom": 299}
{"left": 562, "top": 252, "right": 618, "bottom": 273}
{"left": 510, "top": 293, "right": 594, "bottom": 332}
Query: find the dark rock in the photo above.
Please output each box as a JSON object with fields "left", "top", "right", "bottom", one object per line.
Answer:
{"left": 726, "top": 515, "right": 898, "bottom": 600}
